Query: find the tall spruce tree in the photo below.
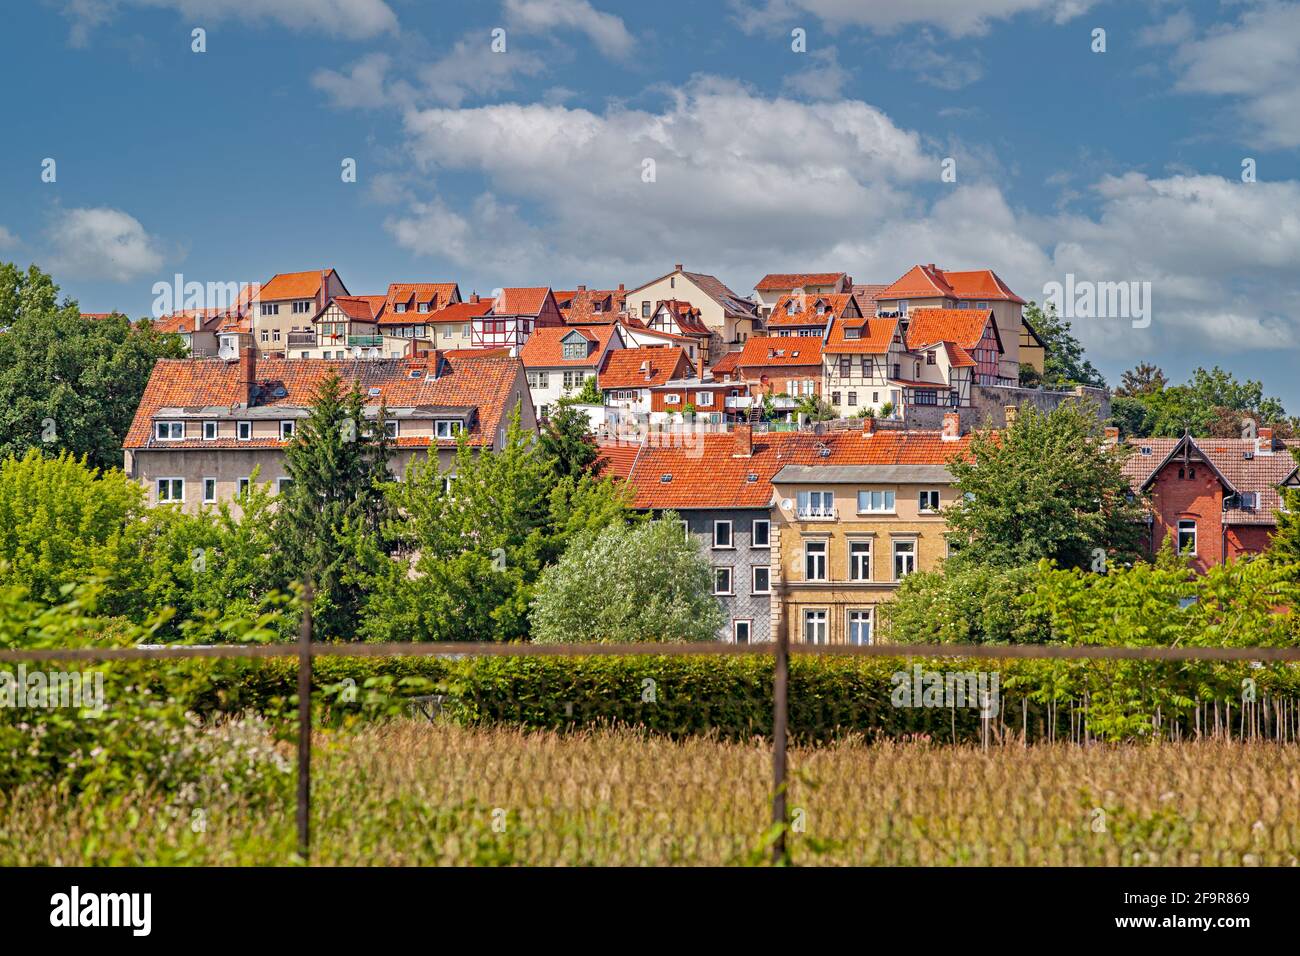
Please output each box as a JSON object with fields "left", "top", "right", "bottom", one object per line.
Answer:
{"left": 278, "top": 373, "right": 393, "bottom": 639}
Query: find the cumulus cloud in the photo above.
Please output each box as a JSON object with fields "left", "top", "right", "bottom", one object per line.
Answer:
{"left": 504, "top": 0, "right": 634, "bottom": 57}
{"left": 781, "top": 47, "right": 852, "bottom": 99}
{"left": 1169, "top": 2, "right": 1300, "bottom": 148}
{"left": 58, "top": 0, "right": 397, "bottom": 47}
{"left": 45, "top": 207, "right": 167, "bottom": 282}
{"left": 0, "top": 226, "right": 18, "bottom": 250}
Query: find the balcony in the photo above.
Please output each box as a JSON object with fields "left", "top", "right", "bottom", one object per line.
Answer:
{"left": 725, "top": 396, "right": 753, "bottom": 409}
{"left": 348, "top": 335, "right": 384, "bottom": 347}
{"left": 287, "top": 332, "right": 315, "bottom": 347}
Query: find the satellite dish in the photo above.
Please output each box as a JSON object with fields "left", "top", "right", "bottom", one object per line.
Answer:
{"left": 781, "top": 498, "right": 793, "bottom": 510}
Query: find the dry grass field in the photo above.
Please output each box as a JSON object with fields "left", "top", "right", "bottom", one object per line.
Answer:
{"left": 3, "top": 721, "right": 1299, "bottom": 865}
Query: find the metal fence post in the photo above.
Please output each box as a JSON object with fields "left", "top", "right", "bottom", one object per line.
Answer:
{"left": 771, "top": 616, "right": 789, "bottom": 865}
{"left": 297, "top": 583, "right": 313, "bottom": 863}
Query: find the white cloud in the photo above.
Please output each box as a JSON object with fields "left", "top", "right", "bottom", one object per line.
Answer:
{"left": 59, "top": 0, "right": 397, "bottom": 47}
{"left": 1170, "top": 3, "right": 1300, "bottom": 148}
{"left": 782, "top": 47, "right": 852, "bottom": 99}
{"left": 1138, "top": 10, "right": 1195, "bottom": 47}
{"left": 732, "top": 0, "right": 1094, "bottom": 38}
{"left": 45, "top": 207, "right": 167, "bottom": 282}
{"left": 312, "top": 53, "right": 395, "bottom": 110}
{"left": 0, "top": 226, "right": 18, "bottom": 251}
{"left": 504, "top": 0, "right": 634, "bottom": 57}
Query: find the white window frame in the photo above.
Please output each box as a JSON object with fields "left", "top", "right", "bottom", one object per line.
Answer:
{"left": 857, "top": 489, "right": 896, "bottom": 514}
{"left": 804, "top": 539, "right": 828, "bottom": 581}
{"left": 276, "top": 477, "right": 294, "bottom": 494}
{"left": 714, "top": 566, "right": 734, "bottom": 596}
{"left": 202, "top": 477, "right": 216, "bottom": 504}
{"left": 893, "top": 539, "right": 917, "bottom": 580}
{"left": 847, "top": 608, "right": 873, "bottom": 646}
{"left": 848, "top": 539, "right": 872, "bottom": 581}
{"left": 293, "top": 300, "right": 312, "bottom": 314}
{"left": 237, "top": 420, "right": 252, "bottom": 441}
{"left": 156, "top": 477, "right": 184, "bottom": 502}
{"left": 696, "top": 391, "right": 714, "bottom": 407}
{"left": 202, "top": 420, "right": 218, "bottom": 440}
{"left": 733, "top": 619, "right": 752, "bottom": 645}
{"left": 280, "top": 420, "right": 296, "bottom": 440}
{"left": 664, "top": 393, "right": 681, "bottom": 405}
{"left": 802, "top": 608, "right": 828, "bottom": 645}
{"left": 385, "top": 420, "right": 400, "bottom": 439}
{"left": 713, "top": 520, "right": 733, "bottom": 549}
{"left": 752, "top": 565, "right": 771, "bottom": 595}
{"left": 751, "top": 518, "right": 770, "bottom": 548}
{"left": 796, "top": 490, "right": 835, "bottom": 519}
{"left": 1177, "top": 519, "right": 1197, "bottom": 556}
{"left": 155, "top": 420, "right": 184, "bottom": 440}
{"left": 918, "top": 489, "right": 941, "bottom": 514}
{"left": 435, "top": 420, "right": 463, "bottom": 439}
{"left": 238, "top": 477, "right": 251, "bottom": 497}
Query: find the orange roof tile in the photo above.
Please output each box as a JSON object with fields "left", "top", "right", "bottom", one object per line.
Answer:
{"left": 326, "top": 295, "right": 387, "bottom": 323}
{"left": 384, "top": 282, "right": 459, "bottom": 316}
{"left": 595, "top": 440, "right": 641, "bottom": 481}
{"left": 755, "top": 272, "right": 847, "bottom": 292}
{"left": 737, "top": 336, "right": 823, "bottom": 368}
{"left": 519, "top": 325, "right": 617, "bottom": 368}
{"left": 767, "top": 292, "right": 853, "bottom": 328}
{"left": 710, "top": 350, "right": 744, "bottom": 375}
{"left": 824, "top": 316, "right": 899, "bottom": 354}
{"left": 124, "top": 353, "right": 524, "bottom": 451}
{"left": 494, "top": 287, "right": 552, "bottom": 316}
{"left": 904, "top": 308, "right": 996, "bottom": 351}
{"left": 879, "top": 265, "right": 1025, "bottom": 305}
{"left": 598, "top": 347, "right": 692, "bottom": 389}
{"left": 258, "top": 269, "right": 341, "bottom": 302}
{"left": 558, "top": 286, "right": 627, "bottom": 324}
{"left": 413, "top": 298, "right": 493, "bottom": 326}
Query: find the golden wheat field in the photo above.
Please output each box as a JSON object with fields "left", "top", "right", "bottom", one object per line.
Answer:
{"left": 3, "top": 721, "right": 1300, "bottom": 865}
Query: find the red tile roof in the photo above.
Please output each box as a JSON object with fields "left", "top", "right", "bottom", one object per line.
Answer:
{"left": 519, "top": 324, "right": 617, "bottom": 367}
{"left": 493, "top": 287, "right": 552, "bottom": 316}
{"left": 598, "top": 347, "right": 692, "bottom": 389}
{"left": 653, "top": 299, "right": 711, "bottom": 336}
{"left": 879, "top": 265, "right": 1025, "bottom": 305}
{"left": 737, "top": 336, "right": 823, "bottom": 368}
{"left": 767, "top": 292, "right": 852, "bottom": 328}
{"left": 755, "top": 272, "right": 847, "bottom": 292}
{"left": 824, "top": 316, "right": 899, "bottom": 354}
{"left": 384, "top": 282, "right": 459, "bottom": 315}
{"left": 943, "top": 341, "right": 976, "bottom": 368}
{"left": 258, "top": 269, "right": 341, "bottom": 302}
{"left": 125, "top": 353, "right": 524, "bottom": 451}
{"left": 904, "top": 308, "right": 996, "bottom": 351}
{"left": 710, "top": 350, "right": 744, "bottom": 376}
{"left": 151, "top": 310, "right": 226, "bottom": 334}
{"left": 596, "top": 440, "right": 641, "bottom": 480}
{"left": 416, "top": 298, "right": 493, "bottom": 326}
{"left": 328, "top": 295, "right": 387, "bottom": 323}
{"left": 557, "top": 286, "right": 627, "bottom": 324}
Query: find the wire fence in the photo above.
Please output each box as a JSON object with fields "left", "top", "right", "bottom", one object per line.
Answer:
{"left": 6, "top": 599, "right": 1300, "bottom": 865}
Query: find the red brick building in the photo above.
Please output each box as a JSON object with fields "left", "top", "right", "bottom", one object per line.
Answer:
{"left": 1122, "top": 429, "right": 1299, "bottom": 572}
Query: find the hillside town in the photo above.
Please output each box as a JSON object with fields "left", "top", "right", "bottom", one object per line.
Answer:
{"left": 124, "top": 262, "right": 1300, "bottom": 646}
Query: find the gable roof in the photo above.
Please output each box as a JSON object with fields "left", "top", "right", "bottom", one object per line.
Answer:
{"left": 598, "top": 347, "right": 692, "bottom": 389}
{"left": 904, "top": 307, "right": 1001, "bottom": 352}
{"left": 152, "top": 310, "right": 227, "bottom": 335}
{"left": 325, "top": 295, "right": 387, "bottom": 323}
{"left": 879, "top": 265, "right": 1025, "bottom": 305}
{"left": 258, "top": 269, "right": 343, "bottom": 302}
{"left": 824, "top": 315, "right": 899, "bottom": 354}
{"left": 124, "top": 353, "right": 523, "bottom": 451}
{"left": 557, "top": 286, "right": 627, "bottom": 324}
{"left": 737, "top": 336, "right": 823, "bottom": 368}
{"left": 653, "top": 299, "right": 711, "bottom": 336}
{"left": 755, "top": 272, "right": 847, "bottom": 292}
{"left": 629, "top": 267, "right": 756, "bottom": 318}
{"left": 1122, "top": 435, "right": 1300, "bottom": 525}
{"left": 492, "top": 287, "right": 554, "bottom": 316}
{"left": 384, "top": 282, "right": 460, "bottom": 315}
{"left": 519, "top": 324, "right": 618, "bottom": 367}
{"left": 768, "top": 292, "right": 853, "bottom": 328}
{"left": 417, "top": 298, "right": 494, "bottom": 325}
{"left": 710, "top": 350, "right": 744, "bottom": 376}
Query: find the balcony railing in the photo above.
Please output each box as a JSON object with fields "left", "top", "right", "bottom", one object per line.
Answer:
{"left": 348, "top": 335, "right": 384, "bottom": 347}
{"left": 287, "top": 332, "right": 315, "bottom": 346}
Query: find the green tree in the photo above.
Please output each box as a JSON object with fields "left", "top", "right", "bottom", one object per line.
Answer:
{"left": 539, "top": 397, "right": 600, "bottom": 479}
{"left": 881, "top": 564, "right": 1048, "bottom": 644}
{"left": 531, "top": 516, "right": 723, "bottom": 643}
{"left": 945, "top": 401, "right": 1144, "bottom": 570}
{"left": 1114, "top": 362, "right": 1168, "bottom": 398}
{"left": 795, "top": 393, "right": 836, "bottom": 421}
{"left": 1023, "top": 300, "right": 1105, "bottom": 388}
{"left": 0, "top": 449, "right": 155, "bottom": 617}
{"left": 278, "top": 374, "right": 393, "bottom": 640}
{"left": 0, "top": 263, "right": 185, "bottom": 470}
{"left": 365, "top": 412, "right": 632, "bottom": 642}
{"left": 573, "top": 375, "right": 602, "bottom": 404}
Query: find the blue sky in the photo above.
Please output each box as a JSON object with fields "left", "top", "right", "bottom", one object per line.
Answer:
{"left": 3, "top": 0, "right": 1299, "bottom": 405}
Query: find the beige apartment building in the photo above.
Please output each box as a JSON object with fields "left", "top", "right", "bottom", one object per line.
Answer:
{"left": 624, "top": 265, "right": 761, "bottom": 355}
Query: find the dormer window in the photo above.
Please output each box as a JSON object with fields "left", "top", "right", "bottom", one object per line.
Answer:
{"left": 562, "top": 339, "right": 588, "bottom": 360}
{"left": 435, "top": 420, "right": 463, "bottom": 439}
{"left": 845, "top": 328, "right": 860, "bottom": 340}
{"left": 394, "top": 302, "right": 407, "bottom": 313}
{"left": 786, "top": 301, "right": 797, "bottom": 315}
{"left": 418, "top": 302, "right": 430, "bottom": 313}
{"left": 155, "top": 421, "right": 184, "bottom": 440}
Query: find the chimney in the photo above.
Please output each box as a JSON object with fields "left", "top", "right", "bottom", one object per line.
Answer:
{"left": 927, "top": 263, "right": 937, "bottom": 272}
{"left": 577, "top": 284, "right": 587, "bottom": 292}
{"left": 1258, "top": 426, "right": 1275, "bottom": 455}
{"left": 617, "top": 283, "right": 625, "bottom": 292}
{"left": 320, "top": 269, "right": 330, "bottom": 310}
{"left": 1103, "top": 426, "right": 1120, "bottom": 445}
{"left": 471, "top": 293, "right": 480, "bottom": 304}
{"left": 674, "top": 263, "right": 683, "bottom": 273}
{"left": 733, "top": 423, "right": 753, "bottom": 458}
{"left": 862, "top": 416, "right": 876, "bottom": 437}
{"left": 193, "top": 313, "right": 201, "bottom": 332}
{"left": 1004, "top": 405, "right": 1018, "bottom": 426}
{"left": 238, "top": 335, "right": 257, "bottom": 407}
{"left": 942, "top": 411, "right": 961, "bottom": 441}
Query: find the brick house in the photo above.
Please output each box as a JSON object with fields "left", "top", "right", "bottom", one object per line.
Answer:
{"left": 124, "top": 339, "right": 534, "bottom": 513}
{"left": 597, "top": 346, "right": 694, "bottom": 420}
{"left": 1122, "top": 429, "right": 1300, "bottom": 572}
{"left": 735, "top": 335, "right": 823, "bottom": 400}
{"left": 624, "top": 426, "right": 789, "bottom": 643}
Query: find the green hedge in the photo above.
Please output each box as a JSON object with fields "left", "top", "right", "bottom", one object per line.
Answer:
{"left": 184, "top": 654, "right": 1300, "bottom": 745}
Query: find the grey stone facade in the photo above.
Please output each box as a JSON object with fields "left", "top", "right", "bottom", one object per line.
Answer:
{"left": 679, "top": 507, "right": 774, "bottom": 643}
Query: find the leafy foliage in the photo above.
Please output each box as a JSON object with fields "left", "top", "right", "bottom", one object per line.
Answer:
{"left": 0, "top": 263, "right": 185, "bottom": 470}
{"left": 531, "top": 515, "right": 723, "bottom": 643}
{"left": 1109, "top": 363, "right": 1291, "bottom": 438}
{"left": 945, "top": 401, "right": 1145, "bottom": 570}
